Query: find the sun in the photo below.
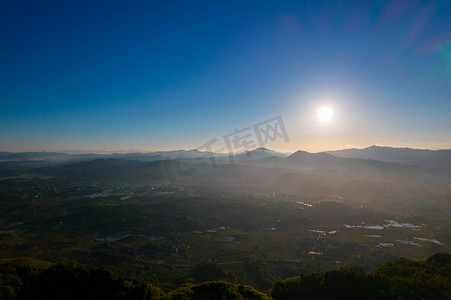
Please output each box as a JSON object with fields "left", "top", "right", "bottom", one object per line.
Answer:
{"left": 318, "top": 107, "right": 333, "bottom": 122}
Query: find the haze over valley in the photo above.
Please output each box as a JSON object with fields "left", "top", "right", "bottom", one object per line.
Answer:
{"left": 1, "top": 0, "right": 451, "bottom": 298}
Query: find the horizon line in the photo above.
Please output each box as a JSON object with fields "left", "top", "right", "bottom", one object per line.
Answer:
{"left": 1, "top": 144, "right": 451, "bottom": 155}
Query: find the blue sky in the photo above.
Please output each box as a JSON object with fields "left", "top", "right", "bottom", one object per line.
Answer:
{"left": 1, "top": 0, "right": 450, "bottom": 152}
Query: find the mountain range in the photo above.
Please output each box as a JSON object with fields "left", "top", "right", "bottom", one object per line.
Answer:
{"left": 2, "top": 145, "right": 451, "bottom": 169}
{"left": 2, "top": 146, "right": 448, "bottom": 213}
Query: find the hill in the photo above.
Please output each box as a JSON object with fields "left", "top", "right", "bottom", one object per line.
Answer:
{"left": 1, "top": 253, "right": 451, "bottom": 299}
{"left": 327, "top": 146, "right": 451, "bottom": 172}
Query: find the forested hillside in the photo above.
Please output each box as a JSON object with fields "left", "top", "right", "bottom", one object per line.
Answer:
{"left": 1, "top": 253, "right": 450, "bottom": 299}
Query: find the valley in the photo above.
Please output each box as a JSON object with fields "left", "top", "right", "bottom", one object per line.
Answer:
{"left": 1, "top": 147, "right": 450, "bottom": 290}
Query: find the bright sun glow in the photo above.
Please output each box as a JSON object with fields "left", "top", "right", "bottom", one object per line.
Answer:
{"left": 318, "top": 107, "right": 333, "bottom": 122}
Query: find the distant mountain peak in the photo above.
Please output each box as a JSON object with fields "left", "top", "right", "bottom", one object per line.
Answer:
{"left": 364, "top": 145, "right": 418, "bottom": 151}
{"left": 288, "top": 150, "right": 336, "bottom": 159}
{"left": 289, "top": 150, "right": 310, "bottom": 156}
{"left": 327, "top": 145, "right": 451, "bottom": 171}
{"left": 234, "top": 147, "right": 288, "bottom": 160}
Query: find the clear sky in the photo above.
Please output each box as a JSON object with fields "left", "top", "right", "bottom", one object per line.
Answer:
{"left": 1, "top": 0, "right": 450, "bottom": 153}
